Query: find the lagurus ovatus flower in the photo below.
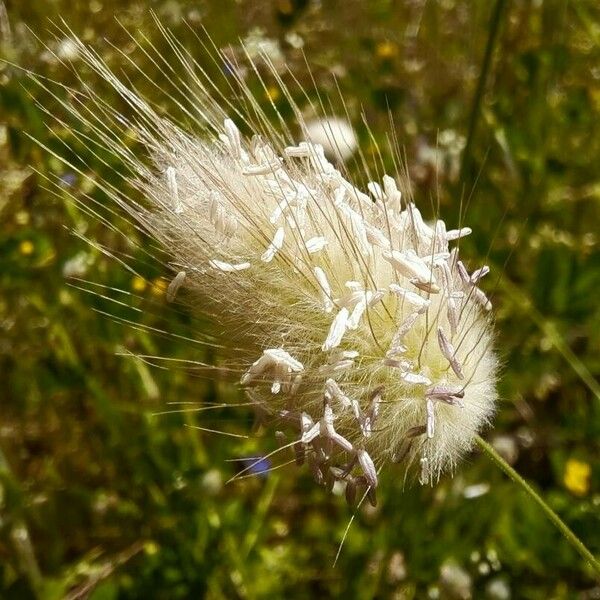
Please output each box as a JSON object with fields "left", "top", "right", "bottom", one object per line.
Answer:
{"left": 36, "top": 26, "right": 498, "bottom": 506}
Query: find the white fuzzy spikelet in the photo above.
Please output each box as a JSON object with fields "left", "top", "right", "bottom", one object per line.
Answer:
{"left": 48, "top": 36, "right": 498, "bottom": 502}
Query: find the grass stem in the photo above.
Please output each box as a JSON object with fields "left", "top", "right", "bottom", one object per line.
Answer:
{"left": 476, "top": 435, "right": 600, "bottom": 575}
{"left": 459, "top": 0, "right": 507, "bottom": 187}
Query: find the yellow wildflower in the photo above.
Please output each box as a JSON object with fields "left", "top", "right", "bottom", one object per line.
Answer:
{"left": 265, "top": 85, "right": 280, "bottom": 103}
{"left": 564, "top": 459, "right": 591, "bottom": 496}
{"left": 376, "top": 41, "right": 398, "bottom": 59}
{"left": 19, "top": 240, "right": 34, "bottom": 256}
{"left": 131, "top": 276, "right": 147, "bottom": 293}
{"left": 144, "top": 541, "right": 159, "bottom": 556}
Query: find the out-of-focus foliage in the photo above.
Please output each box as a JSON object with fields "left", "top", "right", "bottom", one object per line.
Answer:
{"left": 1, "top": 1, "right": 599, "bottom": 598}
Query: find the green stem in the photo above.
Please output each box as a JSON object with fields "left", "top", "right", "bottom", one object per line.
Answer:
{"left": 459, "top": 0, "right": 507, "bottom": 187}
{"left": 475, "top": 435, "right": 600, "bottom": 575}
{"left": 0, "top": 445, "right": 43, "bottom": 598}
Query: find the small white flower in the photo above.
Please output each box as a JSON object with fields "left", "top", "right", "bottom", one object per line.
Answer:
{"left": 303, "top": 117, "right": 358, "bottom": 162}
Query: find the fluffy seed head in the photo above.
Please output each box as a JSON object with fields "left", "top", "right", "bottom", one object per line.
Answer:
{"left": 37, "top": 26, "right": 498, "bottom": 499}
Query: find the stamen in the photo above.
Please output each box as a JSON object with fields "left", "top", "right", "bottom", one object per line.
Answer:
{"left": 426, "top": 398, "right": 435, "bottom": 439}
{"left": 242, "top": 160, "right": 281, "bottom": 176}
{"left": 305, "top": 236, "right": 328, "bottom": 253}
{"left": 426, "top": 384, "right": 465, "bottom": 407}
{"left": 401, "top": 372, "right": 432, "bottom": 385}
{"left": 367, "top": 181, "right": 384, "bottom": 201}
{"left": 241, "top": 348, "right": 304, "bottom": 390}
{"left": 447, "top": 295, "right": 460, "bottom": 337}
{"left": 389, "top": 284, "right": 431, "bottom": 313}
{"left": 322, "top": 307, "right": 350, "bottom": 351}
{"left": 446, "top": 227, "right": 472, "bottom": 240}
{"left": 470, "top": 265, "right": 490, "bottom": 284}
{"left": 166, "top": 166, "right": 183, "bottom": 214}
{"left": 391, "top": 311, "right": 421, "bottom": 347}
{"left": 365, "top": 223, "right": 391, "bottom": 249}
{"left": 209, "top": 259, "right": 251, "bottom": 272}
{"left": 347, "top": 297, "right": 368, "bottom": 330}
{"left": 383, "top": 174, "right": 402, "bottom": 211}
{"left": 357, "top": 449, "right": 377, "bottom": 488}
{"left": 166, "top": 271, "right": 186, "bottom": 302}
{"left": 223, "top": 118, "right": 242, "bottom": 159}
{"left": 472, "top": 286, "right": 493, "bottom": 311}
{"left": 324, "top": 378, "right": 352, "bottom": 410}
{"left": 410, "top": 279, "right": 440, "bottom": 294}
{"left": 284, "top": 142, "right": 311, "bottom": 158}
{"left": 456, "top": 260, "right": 471, "bottom": 285}
{"left": 261, "top": 227, "right": 285, "bottom": 263}
{"left": 314, "top": 267, "right": 333, "bottom": 313}
{"left": 383, "top": 249, "right": 436, "bottom": 284}
{"left": 437, "top": 327, "right": 465, "bottom": 379}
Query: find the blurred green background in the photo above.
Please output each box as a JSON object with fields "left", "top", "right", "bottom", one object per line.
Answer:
{"left": 1, "top": 1, "right": 600, "bottom": 598}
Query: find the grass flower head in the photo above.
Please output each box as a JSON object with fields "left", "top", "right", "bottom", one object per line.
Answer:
{"left": 36, "top": 25, "right": 499, "bottom": 503}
